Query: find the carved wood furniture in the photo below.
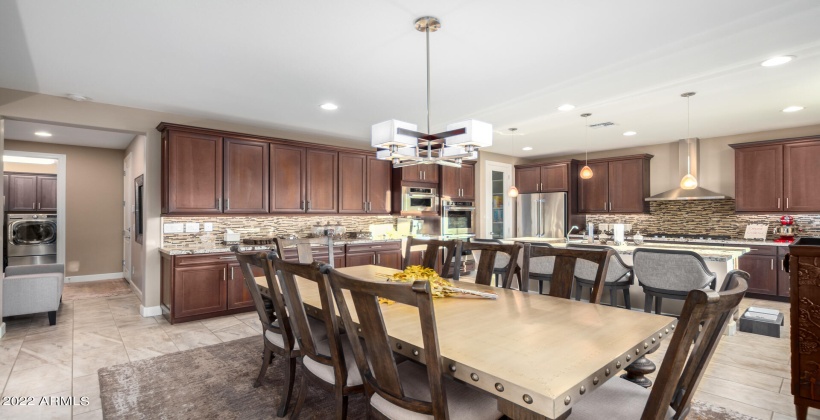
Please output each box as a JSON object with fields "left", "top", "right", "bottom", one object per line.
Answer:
{"left": 257, "top": 264, "right": 674, "bottom": 420}
{"left": 402, "top": 237, "right": 462, "bottom": 279}
{"left": 459, "top": 241, "right": 523, "bottom": 288}
{"left": 568, "top": 244, "right": 634, "bottom": 309}
{"left": 516, "top": 241, "right": 555, "bottom": 294}
{"left": 787, "top": 238, "right": 820, "bottom": 419}
{"left": 520, "top": 244, "right": 612, "bottom": 303}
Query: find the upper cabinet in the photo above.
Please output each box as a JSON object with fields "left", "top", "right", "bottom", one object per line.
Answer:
{"left": 6, "top": 173, "right": 57, "bottom": 212}
{"left": 440, "top": 163, "right": 475, "bottom": 200}
{"left": 576, "top": 155, "right": 652, "bottom": 214}
{"left": 514, "top": 162, "right": 569, "bottom": 194}
{"left": 732, "top": 137, "right": 820, "bottom": 212}
{"left": 399, "top": 165, "right": 439, "bottom": 184}
{"left": 159, "top": 123, "right": 386, "bottom": 215}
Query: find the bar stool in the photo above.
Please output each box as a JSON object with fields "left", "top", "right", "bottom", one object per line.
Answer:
{"left": 633, "top": 248, "right": 716, "bottom": 315}
{"left": 569, "top": 244, "right": 633, "bottom": 309}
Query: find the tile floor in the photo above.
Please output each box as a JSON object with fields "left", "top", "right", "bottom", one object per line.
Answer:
{"left": 0, "top": 284, "right": 817, "bottom": 419}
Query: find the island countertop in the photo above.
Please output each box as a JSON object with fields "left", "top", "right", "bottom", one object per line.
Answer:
{"left": 503, "top": 237, "right": 750, "bottom": 262}
{"left": 159, "top": 239, "right": 401, "bottom": 256}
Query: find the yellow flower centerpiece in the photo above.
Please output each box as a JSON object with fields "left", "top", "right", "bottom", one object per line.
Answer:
{"left": 387, "top": 265, "right": 455, "bottom": 299}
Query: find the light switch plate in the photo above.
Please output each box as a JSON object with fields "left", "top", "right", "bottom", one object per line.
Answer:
{"left": 163, "top": 223, "right": 184, "bottom": 233}
{"left": 185, "top": 223, "right": 200, "bottom": 233}
{"left": 204, "top": 223, "right": 213, "bottom": 232}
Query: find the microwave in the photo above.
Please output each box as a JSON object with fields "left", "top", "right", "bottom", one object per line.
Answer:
{"left": 401, "top": 186, "right": 439, "bottom": 213}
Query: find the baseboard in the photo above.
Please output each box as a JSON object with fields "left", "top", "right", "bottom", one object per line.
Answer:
{"left": 65, "top": 272, "right": 124, "bottom": 283}
{"left": 140, "top": 305, "right": 162, "bottom": 317}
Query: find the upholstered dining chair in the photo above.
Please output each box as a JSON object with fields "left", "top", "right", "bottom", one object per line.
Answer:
{"left": 517, "top": 242, "right": 556, "bottom": 294}
{"left": 233, "top": 248, "right": 324, "bottom": 418}
{"left": 520, "top": 245, "right": 612, "bottom": 302}
{"left": 326, "top": 268, "right": 504, "bottom": 420}
{"left": 274, "top": 236, "right": 335, "bottom": 266}
{"left": 274, "top": 259, "right": 363, "bottom": 420}
{"left": 467, "top": 238, "right": 521, "bottom": 287}
{"left": 402, "top": 237, "right": 462, "bottom": 279}
{"left": 568, "top": 270, "right": 748, "bottom": 419}
{"left": 568, "top": 244, "right": 634, "bottom": 309}
{"left": 460, "top": 241, "right": 523, "bottom": 289}
{"left": 633, "top": 248, "right": 717, "bottom": 315}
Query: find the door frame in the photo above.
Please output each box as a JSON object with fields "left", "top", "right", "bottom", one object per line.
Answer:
{"left": 3, "top": 149, "right": 67, "bottom": 267}
{"left": 123, "top": 152, "right": 133, "bottom": 283}
{"left": 484, "top": 160, "right": 513, "bottom": 239}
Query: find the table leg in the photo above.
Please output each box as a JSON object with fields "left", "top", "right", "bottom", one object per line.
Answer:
{"left": 621, "top": 345, "right": 658, "bottom": 388}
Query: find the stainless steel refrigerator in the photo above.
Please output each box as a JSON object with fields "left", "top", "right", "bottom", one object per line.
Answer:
{"left": 516, "top": 192, "right": 567, "bottom": 238}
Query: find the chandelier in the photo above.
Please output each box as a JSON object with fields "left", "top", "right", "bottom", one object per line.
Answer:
{"left": 371, "top": 16, "right": 493, "bottom": 168}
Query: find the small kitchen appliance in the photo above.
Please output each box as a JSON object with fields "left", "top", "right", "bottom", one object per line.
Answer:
{"left": 396, "top": 217, "right": 424, "bottom": 236}
{"left": 773, "top": 215, "right": 797, "bottom": 243}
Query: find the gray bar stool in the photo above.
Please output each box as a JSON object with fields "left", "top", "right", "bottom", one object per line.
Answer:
{"left": 633, "top": 248, "right": 717, "bottom": 315}
{"left": 569, "top": 244, "right": 634, "bottom": 309}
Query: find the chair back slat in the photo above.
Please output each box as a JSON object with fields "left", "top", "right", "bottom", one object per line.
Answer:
{"left": 522, "top": 245, "right": 612, "bottom": 302}
{"left": 327, "top": 269, "right": 447, "bottom": 418}
{"left": 402, "top": 237, "right": 462, "bottom": 279}
{"left": 641, "top": 277, "right": 748, "bottom": 420}
{"left": 274, "top": 237, "right": 334, "bottom": 265}
{"left": 462, "top": 241, "right": 522, "bottom": 288}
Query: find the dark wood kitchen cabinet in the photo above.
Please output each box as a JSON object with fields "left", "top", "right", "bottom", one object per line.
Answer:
{"left": 339, "top": 153, "right": 392, "bottom": 214}
{"left": 440, "top": 163, "right": 475, "bottom": 200}
{"left": 305, "top": 149, "right": 338, "bottom": 213}
{"left": 223, "top": 138, "right": 269, "bottom": 213}
{"left": 739, "top": 254, "right": 778, "bottom": 295}
{"left": 162, "top": 129, "right": 223, "bottom": 214}
{"left": 172, "top": 264, "right": 227, "bottom": 318}
{"left": 578, "top": 162, "right": 610, "bottom": 214}
{"left": 8, "top": 174, "right": 38, "bottom": 211}
{"left": 270, "top": 143, "right": 306, "bottom": 213}
{"left": 400, "top": 165, "right": 439, "bottom": 184}
{"left": 514, "top": 162, "right": 569, "bottom": 194}
{"left": 228, "top": 263, "right": 258, "bottom": 309}
{"left": 36, "top": 175, "right": 57, "bottom": 211}
{"left": 515, "top": 166, "right": 541, "bottom": 194}
{"left": 366, "top": 157, "right": 392, "bottom": 214}
{"left": 345, "top": 242, "right": 402, "bottom": 269}
{"left": 577, "top": 155, "right": 651, "bottom": 214}
{"left": 732, "top": 137, "right": 820, "bottom": 213}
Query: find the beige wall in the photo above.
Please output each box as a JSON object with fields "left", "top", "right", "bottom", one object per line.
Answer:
{"left": 4, "top": 161, "right": 58, "bottom": 174}
{"left": 125, "top": 135, "right": 146, "bottom": 299}
{"left": 5, "top": 140, "right": 124, "bottom": 276}
{"left": 535, "top": 124, "right": 820, "bottom": 197}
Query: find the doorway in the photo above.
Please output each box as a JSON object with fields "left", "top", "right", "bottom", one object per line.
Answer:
{"left": 123, "top": 152, "right": 132, "bottom": 283}
{"left": 484, "top": 161, "right": 513, "bottom": 239}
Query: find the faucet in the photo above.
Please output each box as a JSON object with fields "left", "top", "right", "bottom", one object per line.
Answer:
{"left": 566, "top": 226, "right": 579, "bottom": 243}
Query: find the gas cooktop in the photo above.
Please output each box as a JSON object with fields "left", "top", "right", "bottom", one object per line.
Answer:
{"left": 644, "top": 233, "right": 732, "bottom": 241}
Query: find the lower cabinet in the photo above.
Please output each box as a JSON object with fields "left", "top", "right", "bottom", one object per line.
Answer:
{"left": 345, "top": 242, "right": 402, "bottom": 269}
{"left": 737, "top": 246, "right": 789, "bottom": 297}
{"left": 228, "top": 264, "right": 259, "bottom": 309}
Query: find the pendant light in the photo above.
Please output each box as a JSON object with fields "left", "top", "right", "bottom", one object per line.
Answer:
{"left": 579, "top": 113, "right": 594, "bottom": 179}
{"left": 679, "top": 92, "right": 698, "bottom": 190}
{"left": 507, "top": 128, "right": 520, "bottom": 197}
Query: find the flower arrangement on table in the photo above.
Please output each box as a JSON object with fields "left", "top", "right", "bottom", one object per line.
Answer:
{"left": 378, "top": 265, "right": 497, "bottom": 304}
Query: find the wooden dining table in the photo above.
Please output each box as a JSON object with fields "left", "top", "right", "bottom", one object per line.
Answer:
{"left": 256, "top": 265, "right": 675, "bottom": 420}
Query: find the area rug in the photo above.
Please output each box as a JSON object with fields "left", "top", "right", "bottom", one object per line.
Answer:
{"left": 99, "top": 336, "right": 758, "bottom": 419}
{"left": 63, "top": 278, "right": 133, "bottom": 300}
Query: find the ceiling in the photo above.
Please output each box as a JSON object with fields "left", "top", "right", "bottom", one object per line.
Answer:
{"left": 1, "top": 0, "right": 819, "bottom": 157}
{"left": 4, "top": 120, "right": 138, "bottom": 149}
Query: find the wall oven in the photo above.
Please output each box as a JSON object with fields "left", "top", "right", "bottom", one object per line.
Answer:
{"left": 401, "top": 186, "right": 439, "bottom": 213}
{"left": 441, "top": 200, "right": 476, "bottom": 237}
{"left": 6, "top": 214, "right": 57, "bottom": 266}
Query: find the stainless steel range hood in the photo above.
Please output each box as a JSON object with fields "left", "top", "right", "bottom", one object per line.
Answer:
{"left": 645, "top": 138, "right": 730, "bottom": 201}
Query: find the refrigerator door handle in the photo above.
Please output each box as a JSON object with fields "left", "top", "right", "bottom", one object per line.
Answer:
{"left": 536, "top": 199, "right": 542, "bottom": 237}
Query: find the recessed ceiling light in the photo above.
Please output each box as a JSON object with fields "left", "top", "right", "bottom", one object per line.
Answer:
{"left": 522, "top": 147, "right": 533, "bottom": 151}
{"left": 623, "top": 131, "right": 637, "bottom": 136}
{"left": 557, "top": 104, "right": 575, "bottom": 111}
{"left": 320, "top": 103, "right": 338, "bottom": 110}
{"left": 782, "top": 106, "right": 804, "bottom": 113}
{"left": 66, "top": 93, "right": 91, "bottom": 102}
{"left": 761, "top": 56, "right": 794, "bottom": 67}
{"left": 34, "top": 131, "right": 52, "bottom": 137}
{"left": 3, "top": 156, "right": 58, "bottom": 165}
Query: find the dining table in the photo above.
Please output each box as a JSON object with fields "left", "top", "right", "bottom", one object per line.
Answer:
{"left": 256, "top": 265, "right": 675, "bottom": 420}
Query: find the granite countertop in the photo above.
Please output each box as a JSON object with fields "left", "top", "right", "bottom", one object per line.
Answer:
{"left": 567, "top": 234, "right": 790, "bottom": 247}
{"left": 505, "top": 237, "right": 750, "bottom": 262}
{"left": 160, "top": 239, "right": 402, "bottom": 256}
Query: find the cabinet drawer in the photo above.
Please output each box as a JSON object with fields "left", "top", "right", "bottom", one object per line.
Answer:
{"left": 743, "top": 246, "right": 778, "bottom": 257}
{"left": 346, "top": 241, "right": 401, "bottom": 254}
{"left": 174, "top": 253, "right": 241, "bottom": 266}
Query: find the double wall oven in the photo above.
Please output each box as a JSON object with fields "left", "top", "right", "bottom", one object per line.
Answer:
{"left": 441, "top": 200, "right": 475, "bottom": 239}
{"left": 6, "top": 214, "right": 57, "bottom": 266}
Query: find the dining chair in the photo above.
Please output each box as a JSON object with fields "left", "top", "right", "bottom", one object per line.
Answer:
{"left": 461, "top": 241, "right": 523, "bottom": 289}
{"left": 233, "top": 248, "right": 309, "bottom": 418}
{"left": 517, "top": 241, "right": 556, "bottom": 294}
{"left": 520, "top": 244, "right": 612, "bottom": 302}
{"left": 568, "top": 271, "right": 748, "bottom": 419}
{"left": 274, "top": 236, "right": 335, "bottom": 266}
{"left": 467, "top": 238, "right": 521, "bottom": 287}
{"left": 274, "top": 259, "right": 363, "bottom": 420}
{"left": 633, "top": 248, "right": 717, "bottom": 315}
{"left": 568, "top": 244, "right": 634, "bottom": 308}
{"left": 325, "top": 268, "right": 503, "bottom": 420}
{"left": 402, "top": 237, "right": 462, "bottom": 279}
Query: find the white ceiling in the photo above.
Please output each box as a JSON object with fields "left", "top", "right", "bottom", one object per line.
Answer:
{"left": 1, "top": 0, "right": 819, "bottom": 157}
{"left": 4, "top": 120, "right": 138, "bottom": 149}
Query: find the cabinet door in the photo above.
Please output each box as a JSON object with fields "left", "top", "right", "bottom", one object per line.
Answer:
{"left": 339, "top": 153, "right": 367, "bottom": 213}
{"left": 735, "top": 145, "right": 783, "bottom": 212}
{"left": 784, "top": 141, "right": 820, "bottom": 212}
{"left": 346, "top": 252, "right": 376, "bottom": 267}
{"left": 173, "top": 264, "right": 228, "bottom": 317}
{"left": 223, "top": 138, "right": 269, "bottom": 213}
{"left": 778, "top": 251, "right": 790, "bottom": 297}
{"left": 366, "top": 156, "right": 392, "bottom": 214}
{"left": 228, "top": 264, "right": 259, "bottom": 309}
{"left": 3, "top": 174, "right": 8, "bottom": 211}
{"left": 608, "top": 159, "right": 647, "bottom": 213}
{"left": 440, "top": 166, "right": 460, "bottom": 198}
{"left": 515, "top": 167, "right": 541, "bottom": 194}
{"left": 166, "top": 131, "right": 223, "bottom": 214}
{"left": 401, "top": 166, "right": 422, "bottom": 182}
{"left": 578, "top": 162, "right": 610, "bottom": 213}
{"left": 460, "top": 164, "right": 475, "bottom": 200}
{"left": 8, "top": 174, "right": 38, "bottom": 211}
{"left": 36, "top": 175, "right": 58, "bottom": 212}
{"left": 421, "top": 166, "right": 439, "bottom": 184}
{"left": 540, "top": 163, "right": 568, "bottom": 192}
{"left": 376, "top": 249, "right": 402, "bottom": 269}
{"left": 738, "top": 255, "right": 778, "bottom": 295}
{"left": 305, "top": 149, "right": 338, "bottom": 213}
{"left": 270, "top": 144, "right": 306, "bottom": 213}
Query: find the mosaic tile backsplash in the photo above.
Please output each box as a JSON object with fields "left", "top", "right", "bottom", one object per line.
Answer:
{"left": 162, "top": 215, "right": 396, "bottom": 248}
{"left": 586, "top": 199, "right": 820, "bottom": 239}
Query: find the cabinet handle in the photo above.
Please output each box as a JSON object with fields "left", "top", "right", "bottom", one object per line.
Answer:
{"left": 781, "top": 258, "right": 785, "bottom": 271}
{"left": 376, "top": 254, "right": 380, "bottom": 264}
{"left": 32, "top": 202, "right": 35, "bottom": 209}
{"left": 771, "top": 259, "right": 774, "bottom": 270}
{"left": 216, "top": 198, "right": 222, "bottom": 212}
{"left": 363, "top": 202, "right": 367, "bottom": 212}
{"left": 367, "top": 202, "right": 372, "bottom": 212}
{"left": 778, "top": 198, "right": 781, "bottom": 209}
{"left": 540, "top": 182, "right": 543, "bottom": 191}
{"left": 786, "top": 197, "right": 789, "bottom": 209}
{"left": 219, "top": 256, "right": 237, "bottom": 260}
{"left": 37, "top": 202, "right": 40, "bottom": 210}
{"left": 372, "top": 254, "right": 376, "bottom": 264}
{"left": 230, "top": 268, "right": 234, "bottom": 281}
{"left": 610, "top": 202, "right": 613, "bottom": 211}
{"left": 300, "top": 200, "right": 305, "bottom": 210}
{"left": 307, "top": 201, "right": 311, "bottom": 211}
{"left": 604, "top": 201, "right": 607, "bottom": 211}
{"left": 225, "top": 198, "right": 230, "bottom": 210}
{"left": 223, "top": 267, "right": 227, "bottom": 281}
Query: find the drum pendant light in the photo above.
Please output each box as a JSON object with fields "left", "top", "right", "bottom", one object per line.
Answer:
{"left": 507, "top": 128, "right": 520, "bottom": 197}
{"left": 579, "top": 113, "right": 593, "bottom": 179}
{"left": 679, "top": 92, "right": 698, "bottom": 190}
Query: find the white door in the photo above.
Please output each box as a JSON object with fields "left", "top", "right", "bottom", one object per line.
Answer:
{"left": 485, "top": 161, "right": 513, "bottom": 239}
{"left": 123, "top": 153, "right": 132, "bottom": 282}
